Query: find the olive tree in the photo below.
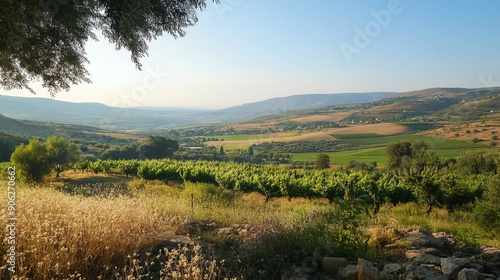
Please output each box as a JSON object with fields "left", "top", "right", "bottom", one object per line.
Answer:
{"left": 1, "top": 0, "right": 217, "bottom": 95}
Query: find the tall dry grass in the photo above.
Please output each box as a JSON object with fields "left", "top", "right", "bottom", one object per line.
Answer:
{"left": 0, "top": 185, "right": 191, "bottom": 279}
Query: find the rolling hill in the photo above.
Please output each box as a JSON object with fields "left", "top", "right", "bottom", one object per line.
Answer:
{"left": 203, "top": 92, "right": 396, "bottom": 122}
{"left": 0, "top": 92, "right": 396, "bottom": 131}
{"left": 1, "top": 88, "right": 499, "bottom": 133}
{"left": 0, "top": 114, "right": 141, "bottom": 144}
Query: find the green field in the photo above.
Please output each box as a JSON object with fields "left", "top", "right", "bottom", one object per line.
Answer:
{"left": 292, "top": 134, "right": 490, "bottom": 164}
{"left": 333, "top": 134, "right": 487, "bottom": 149}
{"left": 291, "top": 148, "right": 388, "bottom": 165}
{"left": 395, "top": 122, "right": 441, "bottom": 131}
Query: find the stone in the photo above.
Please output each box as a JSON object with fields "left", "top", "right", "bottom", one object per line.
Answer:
{"left": 357, "top": 258, "right": 380, "bottom": 280}
{"left": 406, "top": 250, "right": 423, "bottom": 260}
{"left": 478, "top": 273, "right": 498, "bottom": 280}
{"left": 458, "top": 268, "right": 479, "bottom": 280}
{"left": 402, "top": 229, "right": 445, "bottom": 249}
{"left": 413, "top": 253, "right": 442, "bottom": 266}
{"left": 341, "top": 264, "right": 358, "bottom": 280}
{"left": 322, "top": 257, "right": 348, "bottom": 271}
{"left": 422, "top": 247, "right": 449, "bottom": 257}
{"left": 441, "top": 257, "right": 475, "bottom": 279}
{"left": 406, "top": 265, "right": 447, "bottom": 280}
{"left": 384, "top": 263, "right": 403, "bottom": 275}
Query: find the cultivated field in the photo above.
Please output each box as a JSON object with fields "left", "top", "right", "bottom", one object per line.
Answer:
{"left": 327, "top": 123, "right": 411, "bottom": 135}
{"left": 289, "top": 111, "right": 352, "bottom": 123}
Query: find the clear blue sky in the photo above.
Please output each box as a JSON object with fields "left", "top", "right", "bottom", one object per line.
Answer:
{"left": 5, "top": 0, "right": 500, "bottom": 108}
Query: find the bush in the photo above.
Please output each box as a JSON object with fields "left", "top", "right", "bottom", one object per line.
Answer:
{"left": 473, "top": 176, "right": 500, "bottom": 232}
{"left": 181, "top": 182, "right": 236, "bottom": 207}
{"left": 226, "top": 200, "right": 371, "bottom": 279}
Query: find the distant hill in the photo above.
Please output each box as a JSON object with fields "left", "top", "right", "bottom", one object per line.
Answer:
{"left": 0, "top": 114, "right": 140, "bottom": 145}
{"left": 0, "top": 92, "right": 397, "bottom": 131}
{"left": 0, "top": 94, "right": 208, "bottom": 130}
{"left": 3, "top": 88, "right": 497, "bottom": 132}
{"left": 343, "top": 87, "right": 500, "bottom": 122}
{"left": 203, "top": 92, "right": 396, "bottom": 122}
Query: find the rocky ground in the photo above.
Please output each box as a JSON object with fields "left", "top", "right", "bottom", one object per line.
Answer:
{"left": 154, "top": 222, "right": 500, "bottom": 280}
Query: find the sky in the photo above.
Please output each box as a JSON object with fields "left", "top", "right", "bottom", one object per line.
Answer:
{"left": 4, "top": 0, "right": 500, "bottom": 109}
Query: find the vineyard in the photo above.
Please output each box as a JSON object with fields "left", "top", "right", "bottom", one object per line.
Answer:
{"left": 70, "top": 152, "right": 496, "bottom": 214}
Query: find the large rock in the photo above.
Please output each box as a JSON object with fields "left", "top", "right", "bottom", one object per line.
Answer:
{"left": 413, "top": 253, "right": 442, "bottom": 266}
{"left": 383, "top": 263, "right": 403, "bottom": 280}
{"left": 341, "top": 264, "right": 358, "bottom": 280}
{"left": 441, "top": 257, "right": 475, "bottom": 279}
{"left": 457, "top": 268, "right": 479, "bottom": 280}
{"left": 357, "top": 258, "right": 379, "bottom": 280}
{"left": 384, "top": 263, "right": 403, "bottom": 275}
{"left": 405, "top": 265, "right": 447, "bottom": 280}
{"left": 402, "top": 229, "right": 445, "bottom": 249}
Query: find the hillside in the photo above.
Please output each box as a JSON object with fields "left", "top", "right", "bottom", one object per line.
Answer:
{"left": 0, "top": 94, "right": 208, "bottom": 130}
{"left": 345, "top": 87, "right": 500, "bottom": 123}
{"left": 0, "top": 114, "right": 141, "bottom": 144}
{"left": 204, "top": 92, "right": 396, "bottom": 122}
{"left": 2, "top": 88, "right": 498, "bottom": 133}
{"left": 0, "top": 92, "right": 396, "bottom": 131}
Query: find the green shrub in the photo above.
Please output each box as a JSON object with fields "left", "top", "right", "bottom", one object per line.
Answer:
{"left": 473, "top": 175, "right": 500, "bottom": 232}
{"left": 217, "top": 200, "right": 371, "bottom": 279}
{"left": 181, "top": 182, "right": 236, "bottom": 207}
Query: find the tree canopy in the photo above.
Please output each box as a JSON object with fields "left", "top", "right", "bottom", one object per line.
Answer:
{"left": 139, "top": 136, "right": 179, "bottom": 159}
{"left": 10, "top": 137, "right": 80, "bottom": 182}
{"left": 46, "top": 136, "right": 80, "bottom": 178}
{"left": 314, "top": 153, "right": 330, "bottom": 170}
{"left": 0, "top": 0, "right": 215, "bottom": 95}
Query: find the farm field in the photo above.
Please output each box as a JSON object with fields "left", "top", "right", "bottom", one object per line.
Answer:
{"left": 201, "top": 122, "right": 493, "bottom": 165}
{"left": 290, "top": 148, "right": 387, "bottom": 164}
{"left": 289, "top": 111, "right": 353, "bottom": 123}
{"left": 326, "top": 123, "right": 411, "bottom": 135}
{"left": 204, "top": 123, "right": 412, "bottom": 149}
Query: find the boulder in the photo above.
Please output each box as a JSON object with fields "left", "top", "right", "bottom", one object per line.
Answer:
{"left": 413, "top": 253, "right": 442, "bottom": 266}
{"left": 402, "top": 229, "right": 445, "bottom": 249}
{"left": 405, "top": 265, "right": 447, "bottom": 280}
{"left": 457, "top": 268, "right": 479, "bottom": 280}
{"left": 441, "top": 257, "right": 475, "bottom": 279}
{"left": 341, "top": 264, "right": 358, "bottom": 280}
{"left": 382, "top": 263, "right": 403, "bottom": 280}
{"left": 357, "top": 258, "right": 379, "bottom": 280}
{"left": 384, "top": 263, "right": 403, "bottom": 275}
{"left": 406, "top": 248, "right": 448, "bottom": 260}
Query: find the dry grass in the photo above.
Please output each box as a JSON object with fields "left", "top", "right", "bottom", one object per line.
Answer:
{"left": 422, "top": 121, "right": 500, "bottom": 146}
{"left": 1, "top": 178, "right": 497, "bottom": 279}
{"left": 0, "top": 185, "right": 186, "bottom": 279}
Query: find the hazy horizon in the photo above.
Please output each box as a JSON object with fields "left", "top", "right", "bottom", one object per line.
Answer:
{"left": 3, "top": 1, "right": 500, "bottom": 109}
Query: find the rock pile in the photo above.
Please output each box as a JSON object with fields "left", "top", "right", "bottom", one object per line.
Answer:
{"left": 285, "top": 228, "right": 500, "bottom": 280}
